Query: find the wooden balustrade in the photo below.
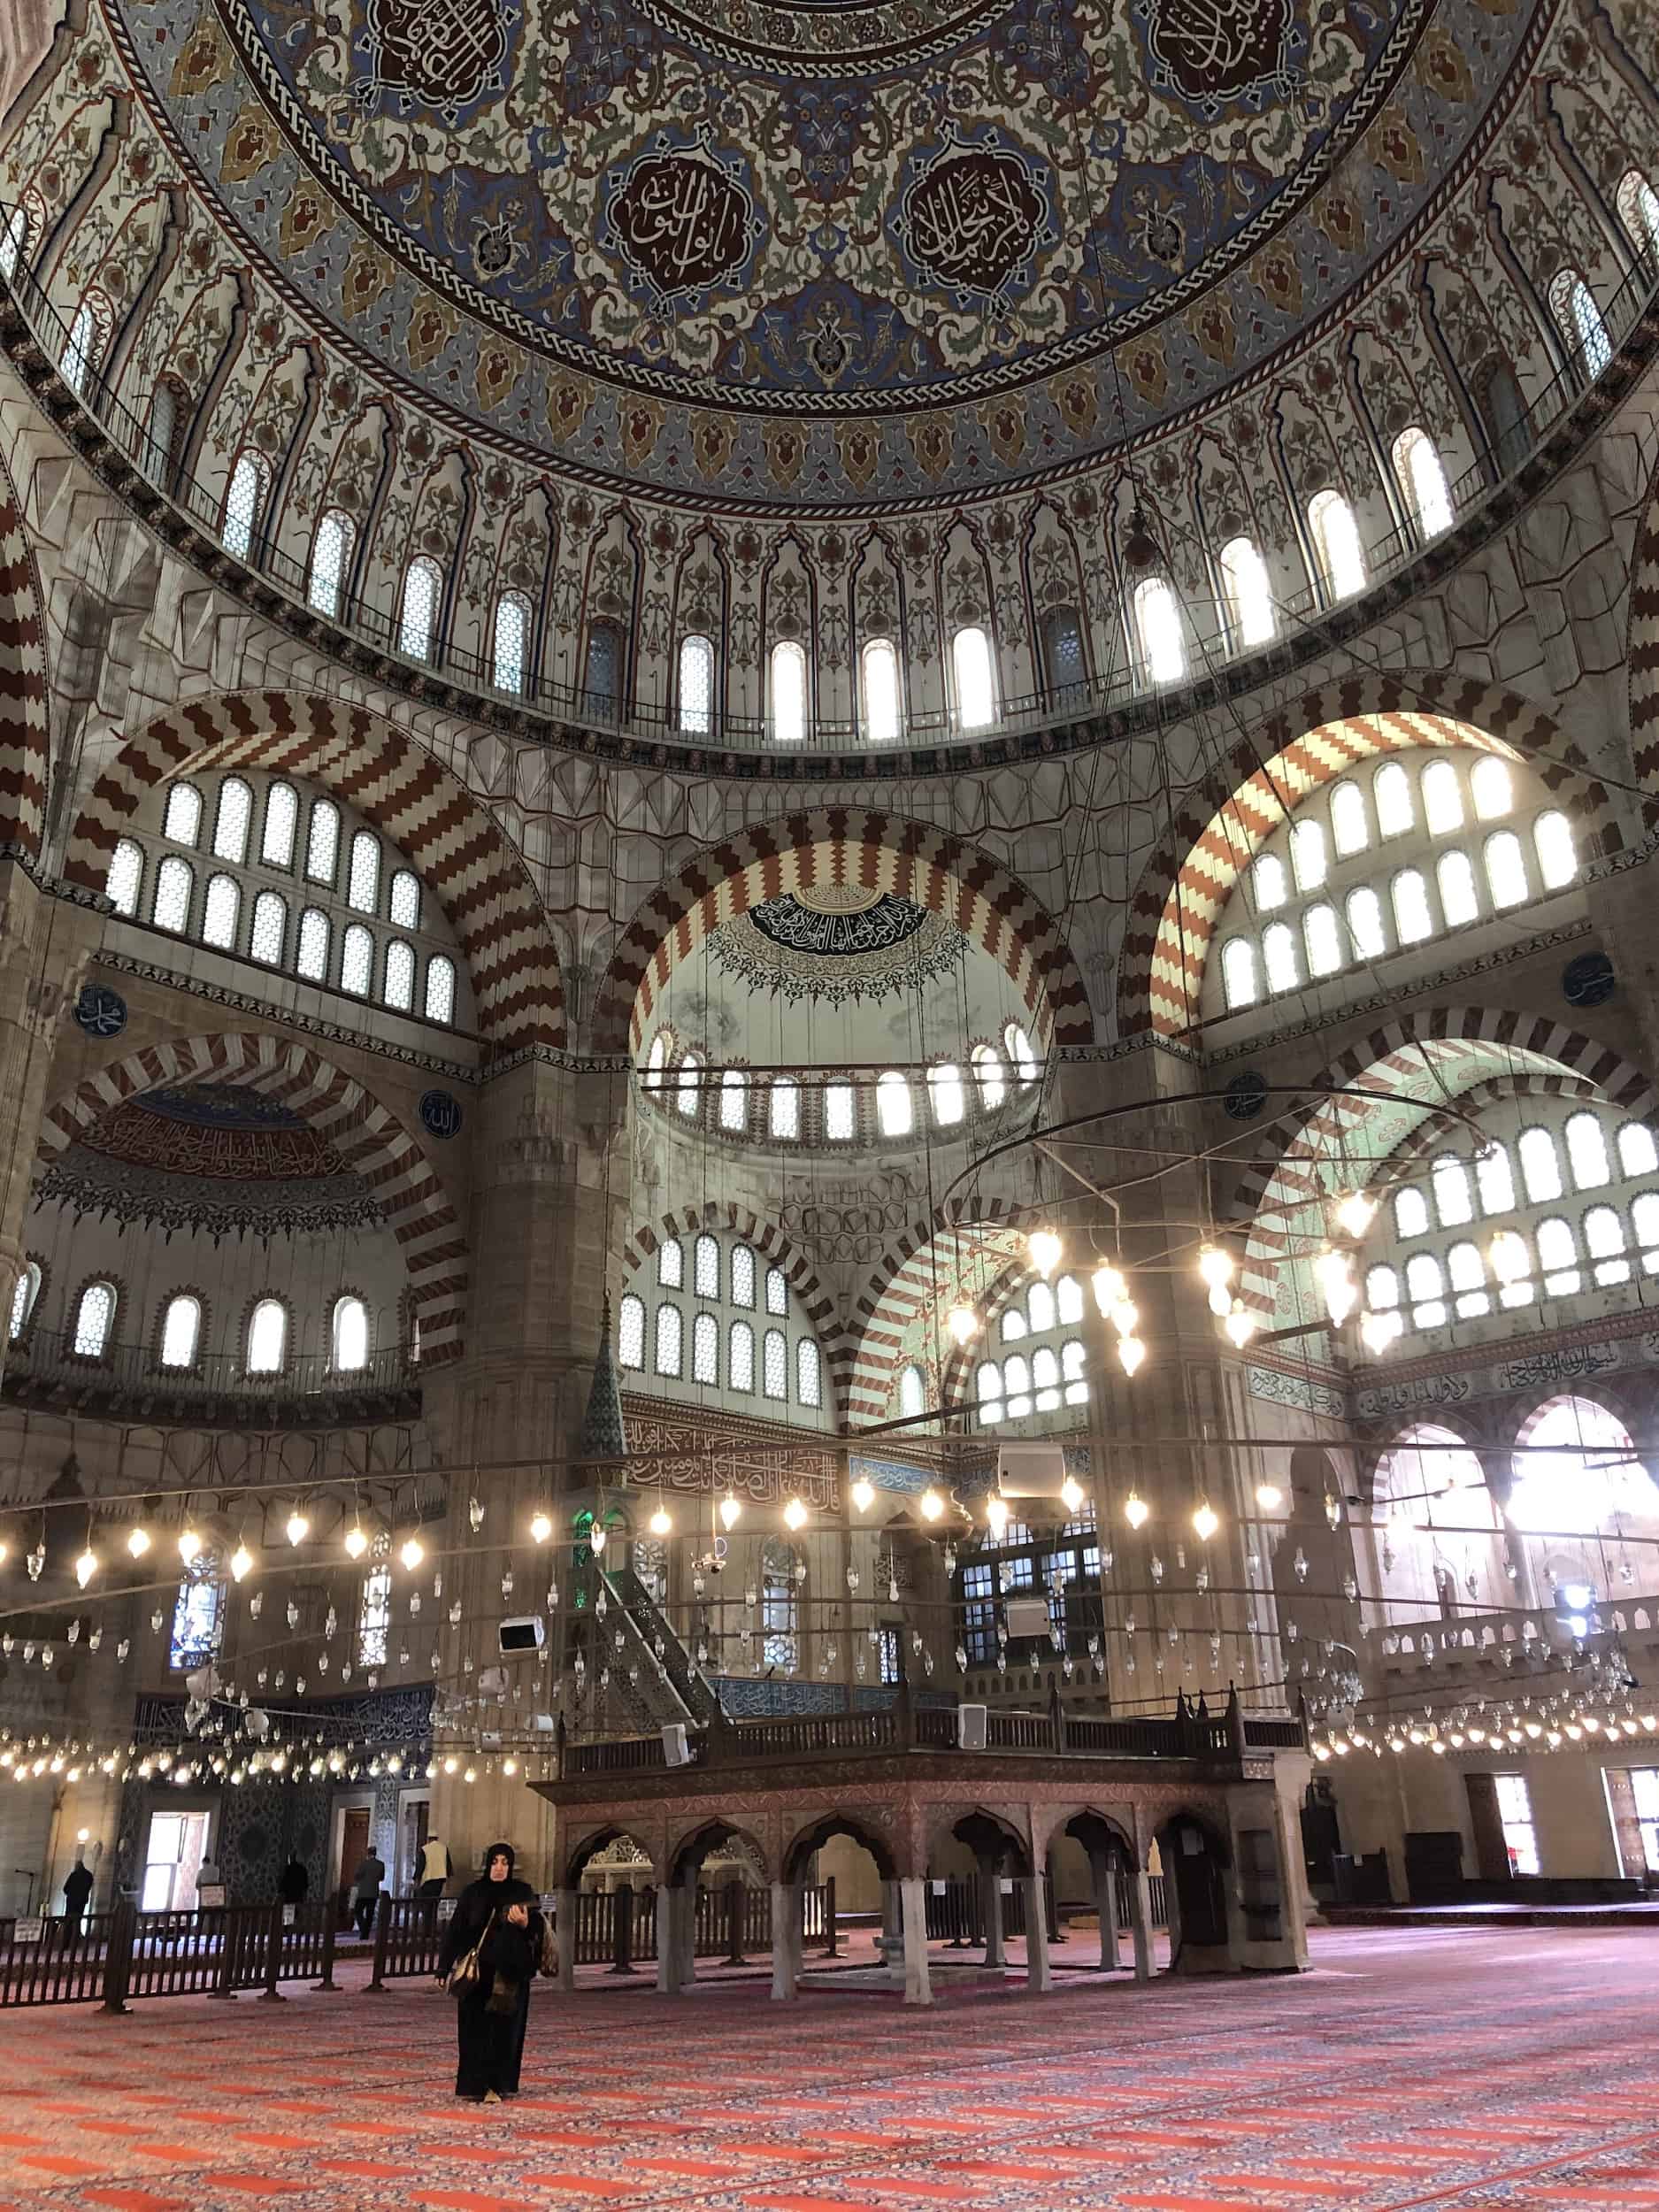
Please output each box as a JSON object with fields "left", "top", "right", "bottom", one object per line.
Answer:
{"left": 0, "top": 1899, "right": 338, "bottom": 2012}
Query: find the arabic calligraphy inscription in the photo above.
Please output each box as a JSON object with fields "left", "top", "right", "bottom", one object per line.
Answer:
{"left": 365, "top": 0, "right": 509, "bottom": 109}
{"left": 1143, "top": 0, "right": 1294, "bottom": 107}
{"left": 608, "top": 144, "right": 758, "bottom": 298}
{"left": 899, "top": 142, "right": 1046, "bottom": 296}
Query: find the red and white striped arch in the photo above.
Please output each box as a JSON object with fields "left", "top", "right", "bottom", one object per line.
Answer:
{"left": 0, "top": 455, "right": 50, "bottom": 864}
{"left": 1118, "top": 680, "right": 1621, "bottom": 1042}
{"left": 39, "top": 1032, "right": 470, "bottom": 1360}
{"left": 846, "top": 1204, "right": 1025, "bottom": 1426}
{"left": 60, "top": 691, "right": 564, "bottom": 1054}
{"left": 593, "top": 810, "right": 1094, "bottom": 1060}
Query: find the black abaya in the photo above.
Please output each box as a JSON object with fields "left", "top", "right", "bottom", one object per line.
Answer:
{"left": 439, "top": 1874, "right": 543, "bottom": 2100}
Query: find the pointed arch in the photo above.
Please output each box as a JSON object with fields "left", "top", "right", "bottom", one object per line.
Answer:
{"left": 0, "top": 449, "right": 50, "bottom": 864}
{"left": 847, "top": 1198, "right": 1026, "bottom": 1425}
{"left": 60, "top": 691, "right": 563, "bottom": 1051}
{"left": 38, "top": 1033, "right": 469, "bottom": 1360}
{"left": 592, "top": 810, "right": 1092, "bottom": 1057}
{"left": 1118, "top": 680, "right": 1621, "bottom": 1041}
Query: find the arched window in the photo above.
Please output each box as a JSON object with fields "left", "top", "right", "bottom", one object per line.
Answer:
{"left": 1432, "top": 1153, "right": 1473, "bottom": 1226}
{"left": 692, "top": 1310, "right": 719, "bottom": 1385}
{"left": 1004, "top": 1353, "right": 1032, "bottom": 1417}
{"left": 1436, "top": 848, "right": 1479, "bottom": 928}
{"left": 1218, "top": 535, "right": 1274, "bottom": 648}
{"left": 357, "top": 1564, "right": 392, "bottom": 1669}
{"left": 654, "top": 1302, "right": 683, "bottom": 1378}
{"left": 1345, "top": 886, "right": 1386, "bottom": 959}
{"left": 862, "top": 637, "right": 902, "bottom": 743}
{"left": 1062, "top": 1339, "right": 1088, "bottom": 1405}
{"left": 1041, "top": 606, "right": 1086, "bottom": 694}
{"left": 730, "top": 1246, "right": 756, "bottom": 1308}
{"left": 0, "top": 204, "right": 27, "bottom": 281}
{"left": 332, "top": 1294, "right": 369, "bottom": 1371}
{"left": 262, "top": 782, "right": 298, "bottom": 868}
{"left": 1028, "top": 1280, "right": 1056, "bottom": 1333}
{"left": 972, "top": 1044, "right": 1006, "bottom": 1109}
{"left": 341, "top": 923, "right": 373, "bottom": 996}
{"left": 1533, "top": 810, "right": 1576, "bottom": 891}
{"left": 347, "top": 830, "right": 380, "bottom": 914}
{"left": 60, "top": 300, "right": 100, "bottom": 397}
{"left": 383, "top": 938, "right": 415, "bottom": 1010}
{"left": 305, "top": 798, "right": 341, "bottom": 884}
{"left": 1392, "top": 426, "right": 1454, "bottom": 539}
{"left": 1132, "top": 575, "right": 1186, "bottom": 683}
{"left": 694, "top": 1233, "right": 720, "bottom": 1300}
{"left": 677, "top": 1050, "right": 703, "bottom": 1119}
{"left": 162, "top": 1291, "right": 204, "bottom": 1369}
{"left": 1372, "top": 761, "right": 1414, "bottom": 838}
{"left": 1618, "top": 171, "right": 1659, "bottom": 262}
{"left": 876, "top": 1070, "right": 912, "bottom": 1136}
{"left": 493, "top": 591, "right": 532, "bottom": 695}
{"left": 1405, "top": 1252, "right": 1446, "bottom": 1329}
{"left": 584, "top": 624, "right": 621, "bottom": 718}
{"left": 643, "top": 1033, "right": 667, "bottom": 1092}
{"left": 952, "top": 625, "right": 995, "bottom": 730}
{"left": 825, "top": 1080, "right": 856, "bottom": 1141}
{"left": 1290, "top": 818, "right": 1327, "bottom": 892}
{"left": 1302, "top": 902, "right": 1342, "bottom": 978}
{"left": 8, "top": 1262, "right": 41, "bottom": 1341}
{"left": 1477, "top": 1141, "right": 1515, "bottom": 1215}
{"left": 222, "top": 452, "right": 267, "bottom": 561}
{"left": 1420, "top": 758, "right": 1464, "bottom": 834}
{"left": 796, "top": 1338, "right": 822, "bottom": 1409}
{"left": 212, "top": 777, "right": 253, "bottom": 864}
{"left": 1509, "top": 1396, "right": 1656, "bottom": 1534}
{"left": 1001, "top": 1304, "right": 1027, "bottom": 1342}
{"left": 152, "top": 855, "right": 193, "bottom": 933}
{"left": 308, "top": 510, "right": 353, "bottom": 618}
{"left": 719, "top": 1067, "right": 748, "bottom": 1133}
{"left": 929, "top": 1063, "right": 964, "bottom": 1125}
{"left": 106, "top": 838, "right": 143, "bottom": 917}
{"left": 762, "top": 1540, "right": 798, "bottom": 1668}
{"left": 164, "top": 782, "right": 204, "bottom": 847}
{"left": 1394, "top": 1187, "right": 1429, "bottom": 1238}
{"left": 1471, "top": 756, "right": 1512, "bottom": 819}
{"left": 1056, "top": 1273, "right": 1084, "bottom": 1325}
{"left": 1564, "top": 1110, "right": 1611, "bottom": 1190}
{"left": 658, "top": 1238, "right": 684, "bottom": 1290}
{"left": 171, "top": 1560, "right": 224, "bottom": 1671}
{"left": 388, "top": 869, "right": 421, "bottom": 929}
{"left": 424, "top": 955, "right": 457, "bottom": 1025}
{"left": 1536, "top": 1214, "right": 1580, "bottom": 1294}
{"left": 1221, "top": 938, "right": 1258, "bottom": 1010}
{"left": 1329, "top": 780, "right": 1370, "bottom": 856}
{"left": 1262, "top": 920, "right": 1299, "bottom": 993}
{"left": 899, "top": 1363, "right": 926, "bottom": 1420}
{"left": 729, "top": 1319, "right": 755, "bottom": 1391}
{"left": 1250, "top": 853, "right": 1288, "bottom": 911}
{"left": 73, "top": 1281, "right": 115, "bottom": 1358}
{"left": 202, "top": 872, "right": 241, "bottom": 950}
{"left": 770, "top": 1075, "right": 799, "bottom": 1140}
{"left": 144, "top": 380, "right": 179, "bottom": 483}
{"left": 1518, "top": 1125, "right": 1563, "bottom": 1203}
{"left": 1390, "top": 867, "right": 1432, "bottom": 944}
{"left": 1309, "top": 488, "right": 1366, "bottom": 601}
{"left": 399, "top": 555, "right": 442, "bottom": 662}
{"left": 1365, "top": 1263, "right": 1400, "bottom": 1319}
{"left": 296, "top": 907, "right": 330, "bottom": 982}
{"left": 771, "top": 640, "right": 808, "bottom": 743}
{"left": 1004, "top": 1024, "right": 1038, "bottom": 1084}
{"left": 1550, "top": 269, "right": 1612, "bottom": 380}
{"left": 977, "top": 1360, "right": 1004, "bottom": 1423}
{"left": 1585, "top": 1204, "right": 1630, "bottom": 1286}
{"left": 679, "top": 634, "right": 714, "bottom": 735}
{"left": 1031, "top": 1344, "right": 1061, "bottom": 1411}
{"left": 1483, "top": 829, "right": 1528, "bottom": 909}
{"left": 1619, "top": 1122, "right": 1659, "bottom": 1179}
{"left": 249, "top": 891, "right": 286, "bottom": 966}
{"left": 618, "top": 1293, "right": 646, "bottom": 1370}
{"left": 246, "top": 1298, "right": 287, "bottom": 1373}
{"left": 763, "top": 1326, "right": 787, "bottom": 1400}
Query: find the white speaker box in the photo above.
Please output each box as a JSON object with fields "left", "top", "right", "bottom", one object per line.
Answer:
{"left": 958, "top": 1702, "right": 987, "bottom": 1750}
{"left": 1004, "top": 1594, "right": 1051, "bottom": 1641}
{"left": 662, "top": 1723, "right": 691, "bottom": 1766}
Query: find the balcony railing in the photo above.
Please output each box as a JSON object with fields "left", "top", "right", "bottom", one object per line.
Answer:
{"left": 2, "top": 1325, "right": 419, "bottom": 1425}
{"left": 4, "top": 209, "right": 1656, "bottom": 763}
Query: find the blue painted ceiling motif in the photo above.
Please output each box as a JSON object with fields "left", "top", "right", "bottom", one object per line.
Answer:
{"left": 112, "top": 0, "right": 1548, "bottom": 499}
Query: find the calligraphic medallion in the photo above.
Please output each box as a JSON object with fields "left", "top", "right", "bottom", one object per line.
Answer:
{"left": 604, "top": 140, "right": 760, "bottom": 301}
{"left": 364, "top": 0, "right": 510, "bottom": 109}
{"left": 1141, "top": 0, "right": 1296, "bottom": 111}
{"left": 895, "top": 135, "right": 1049, "bottom": 299}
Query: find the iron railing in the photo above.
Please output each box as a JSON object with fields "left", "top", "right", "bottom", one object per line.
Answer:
{"left": 4, "top": 210, "right": 1656, "bottom": 762}
{"left": 3, "top": 1325, "right": 419, "bottom": 1425}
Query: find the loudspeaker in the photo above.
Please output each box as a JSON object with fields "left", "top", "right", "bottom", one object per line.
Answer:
{"left": 996, "top": 1442, "right": 1068, "bottom": 1500}
{"left": 529, "top": 1712, "right": 558, "bottom": 1734}
{"left": 958, "top": 1702, "right": 987, "bottom": 1750}
{"left": 662, "top": 1724, "right": 690, "bottom": 1767}
{"left": 1004, "top": 1594, "right": 1051, "bottom": 1642}
{"left": 499, "top": 1617, "right": 546, "bottom": 1654}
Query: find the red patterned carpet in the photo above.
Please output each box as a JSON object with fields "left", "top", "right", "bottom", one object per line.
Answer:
{"left": 4, "top": 1926, "right": 1659, "bottom": 2210}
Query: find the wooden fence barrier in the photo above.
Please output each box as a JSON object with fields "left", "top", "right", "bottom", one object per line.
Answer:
{"left": 0, "top": 1900, "right": 339, "bottom": 2011}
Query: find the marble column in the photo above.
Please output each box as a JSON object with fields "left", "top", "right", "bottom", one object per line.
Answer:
{"left": 899, "top": 1877, "right": 933, "bottom": 2007}
{"left": 1129, "top": 1871, "right": 1154, "bottom": 1982}
{"left": 770, "top": 1880, "right": 800, "bottom": 2001}
{"left": 1023, "top": 1875, "right": 1052, "bottom": 1993}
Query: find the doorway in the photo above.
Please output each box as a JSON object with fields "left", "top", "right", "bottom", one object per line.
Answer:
{"left": 397, "top": 1792, "right": 431, "bottom": 1893}
{"left": 142, "top": 1810, "right": 211, "bottom": 1911}
{"left": 334, "top": 1804, "right": 371, "bottom": 1928}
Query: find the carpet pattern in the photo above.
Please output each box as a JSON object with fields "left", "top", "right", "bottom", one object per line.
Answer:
{"left": 3, "top": 1928, "right": 1659, "bottom": 2210}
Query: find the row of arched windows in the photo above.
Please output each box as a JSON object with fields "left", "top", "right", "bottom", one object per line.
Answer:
{"left": 48, "top": 1280, "right": 380, "bottom": 1374}
{"left": 1219, "top": 753, "right": 1578, "bottom": 1011}
{"left": 642, "top": 1025, "right": 1041, "bottom": 1141}
{"left": 617, "top": 1232, "right": 824, "bottom": 1409}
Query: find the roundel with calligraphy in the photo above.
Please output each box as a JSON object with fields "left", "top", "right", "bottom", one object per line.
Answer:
{"left": 120, "top": 0, "right": 1539, "bottom": 498}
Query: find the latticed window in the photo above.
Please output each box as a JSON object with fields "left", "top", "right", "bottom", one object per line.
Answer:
{"left": 263, "top": 783, "right": 298, "bottom": 868}
{"left": 679, "top": 634, "right": 714, "bottom": 734}
{"left": 247, "top": 1298, "right": 287, "bottom": 1372}
{"left": 222, "top": 453, "right": 266, "bottom": 560}
{"left": 770, "top": 1076, "right": 799, "bottom": 1139}
{"left": 1393, "top": 426, "right": 1454, "bottom": 538}
{"left": 425, "top": 955, "right": 456, "bottom": 1024}
{"left": 389, "top": 869, "right": 420, "bottom": 928}
{"left": 825, "top": 1080, "right": 855, "bottom": 1141}
{"left": 1551, "top": 269, "right": 1611, "bottom": 379}
{"left": 952, "top": 626, "right": 995, "bottom": 729}
{"left": 60, "top": 301, "right": 99, "bottom": 396}
{"left": 1309, "top": 488, "right": 1365, "bottom": 600}
{"left": 731, "top": 1245, "right": 756, "bottom": 1308}
{"left": 158, "top": 1294, "right": 200, "bottom": 1371}
{"left": 796, "top": 1338, "right": 821, "bottom": 1408}
{"left": 658, "top": 1238, "right": 683, "bottom": 1290}
{"left": 106, "top": 839, "right": 142, "bottom": 917}
{"left": 863, "top": 637, "right": 901, "bottom": 741}
{"left": 332, "top": 1295, "right": 369, "bottom": 1371}
{"left": 765, "top": 1267, "right": 787, "bottom": 1317}
{"left": 164, "top": 783, "right": 204, "bottom": 847}
{"left": 655, "top": 1302, "right": 682, "bottom": 1378}
{"left": 213, "top": 777, "right": 253, "bottom": 864}
{"left": 309, "top": 511, "right": 352, "bottom": 618}
{"left": 399, "top": 555, "right": 442, "bottom": 661}
{"left": 730, "top": 1319, "right": 755, "bottom": 1391}
{"left": 771, "top": 640, "right": 808, "bottom": 743}
{"left": 348, "top": 830, "right": 380, "bottom": 914}
{"left": 1219, "top": 535, "right": 1274, "bottom": 648}
{"left": 763, "top": 1327, "right": 787, "bottom": 1400}
{"left": 9, "top": 1263, "right": 40, "bottom": 1341}
{"left": 762, "top": 1540, "right": 798, "bottom": 1669}
{"left": 202, "top": 872, "right": 240, "bottom": 950}
{"left": 494, "top": 592, "right": 531, "bottom": 695}
{"left": 341, "top": 924, "right": 373, "bottom": 996}
{"left": 0, "top": 204, "right": 27, "bottom": 282}
{"left": 357, "top": 1566, "right": 392, "bottom": 1668}
{"left": 152, "top": 856, "right": 193, "bottom": 933}
{"left": 1133, "top": 575, "right": 1185, "bottom": 683}
{"left": 693, "top": 1310, "right": 718, "bottom": 1384}
{"left": 695, "top": 1233, "right": 719, "bottom": 1299}
{"left": 383, "top": 938, "right": 415, "bottom": 1010}
{"left": 296, "top": 906, "right": 330, "bottom": 981}
{"left": 306, "top": 799, "right": 341, "bottom": 883}
{"left": 73, "top": 1281, "right": 116, "bottom": 1358}
{"left": 618, "top": 1294, "right": 645, "bottom": 1370}
{"left": 720, "top": 1068, "right": 748, "bottom": 1132}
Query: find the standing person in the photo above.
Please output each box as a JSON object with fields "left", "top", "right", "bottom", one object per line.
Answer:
{"left": 350, "top": 1846, "right": 386, "bottom": 1939}
{"left": 417, "top": 1834, "right": 452, "bottom": 1899}
{"left": 61, "top": 1853, "right": 95, "bottom": 1935}
{"left": 278, "top": 1855, "right": 309, "bottom": 1906}
{"left": 438, "top": 1843, "right": 544, "bottom": 2104}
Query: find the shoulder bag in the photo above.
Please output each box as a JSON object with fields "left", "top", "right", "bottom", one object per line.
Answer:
{"left": 447, "top": 1907, "right": 495, "bottom": 1998}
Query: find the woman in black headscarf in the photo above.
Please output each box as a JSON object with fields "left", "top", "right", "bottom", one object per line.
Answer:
{"left": 438, "top": 1842, "right": 545, "bottom": 2102}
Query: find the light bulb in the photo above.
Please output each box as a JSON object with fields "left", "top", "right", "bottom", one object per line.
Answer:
{"left": 1254, "top": 1482, "right": 1283, "bottom": 1511}
{"left": 399, "top": 1535, "right": 425, "bottom": 1571}
{"left": 850, "top": 1478, "right": 874, "bottom": 1515}
{"left": 1118, "top": 1335, "right": 1146, "bottom": 1376}
{"left": 178, "top": 1526, "right": 203, "bottom": 1564}
{"left": 1333, "top": 1190, "right": 1376, "bottom": 1239}
{"left": 1124, "top": 1491, "right": 1149, "bottom": 1530}
{"left": 1060, "top": 1475, "right": 1085, "bottom": 1514}
{"left": 1091, "top": 1263, "right": 1126, "bottom": 1317}
{"left": 588, "top": 1522, "right": 607, "bottom": 1555}
{"left": 1359, "top": 1307, "right": 1402, "bottom": 1356}
{"left": 284, "top": 1509, "right": 311, "bottom": 1548}
{"left": 1110, "top": 1299, "right": 1138, "bottom": 1340}
{"left": 1315, "top": 1248, "right": 1356, "bottom": 1326}
{"left": 1224, "top": 1300, "right": 1256, "bottom": 1349}
{"left": 945, "top": 1303, "right": 979, "bottom": 1348}
{"left": 127, "top": 1526, "right": 150, "bottom": 1559}
{"left": 719, "top": 1493, "right": 741, "bottom": 1532}
{"left": 74, "top": 1548, "right": 97, "bottom": 1589}
{"left": 529, "top": 1510, "right": 553, "bottom": 1545}
{"left": 985, "top": 1494, "right": 1010, "bottom": 1540}
{"left": 229, "top": 1544, "right": 253, "bottom": 1582}
{"left": 783, "top": 1496, "right": 808, "bottom": 1532}
{"left": 918, "top": 1488, "right": 944, "bottom": 1523}
{"left": 1197, "top": 1244, "right": 1233, "bottom": 1292}
{"left": 649, "top": 1506, "right": 672, "bottom": 1537}
{"left": 1027, "top": 1229, "right": 1063, "bottom": 1280}
{"left": 1192, "top": 1503, "right": 1219, "bottom": 1541}
{"left": 1208, "top": 1283, "right": 1233, "bottom": 1317}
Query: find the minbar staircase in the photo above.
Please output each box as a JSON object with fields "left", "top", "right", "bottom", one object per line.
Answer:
{"left": 596, "top": 1562, "right": 719, "bottom": 1735}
